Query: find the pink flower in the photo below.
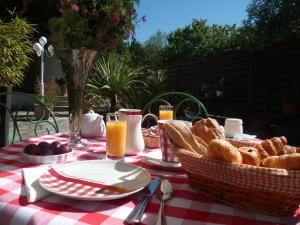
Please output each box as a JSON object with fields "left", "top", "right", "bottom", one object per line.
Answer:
{"left": 70, "top": 3, "right": 80, "bottom": 12}
{"left": 111, "top": 39, "right": 120, "bottom": 47}
{"left": 111, "top": 12, "right": 120, "bottom": 25}
{"left": 127, "top": 9, "right": 136, "bottom": 17}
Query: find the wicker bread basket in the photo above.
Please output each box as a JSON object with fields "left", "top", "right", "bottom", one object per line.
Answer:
{"left": 175, "top": 148, "right": 300, "bottom": 216}
{"left": 142, "top": 128, "right": 160, "bottom": 148}
{"left": 142, "top": 114, "right": 160, "bottom": 148}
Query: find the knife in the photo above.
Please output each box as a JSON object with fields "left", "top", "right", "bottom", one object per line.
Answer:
{"left": 125, "top": 176, "right": 162, "bottom": 224}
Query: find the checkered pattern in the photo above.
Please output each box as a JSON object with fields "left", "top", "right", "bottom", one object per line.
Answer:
{"left": 0, "top": 133, "right": 298, "bottom": 225}
{"left": 40, "top": 167, "right": 133, "bottom": 199}
{"left": 180, "top": 150, "right": 300, "bottom": 193}
{"left": 158, "top": 122, "right": 179, "bottom": 163}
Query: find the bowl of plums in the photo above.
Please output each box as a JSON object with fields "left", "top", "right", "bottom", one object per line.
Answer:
{"left": 21, "top": 141, "right": 73, "bottom": 164}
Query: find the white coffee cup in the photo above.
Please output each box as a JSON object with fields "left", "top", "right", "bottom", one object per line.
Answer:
{"left": 224, "top": 118, "right": 243, "bottom": 138}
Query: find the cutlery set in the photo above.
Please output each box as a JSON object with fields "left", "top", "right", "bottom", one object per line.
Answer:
{"left": 125, "top": 177, "right": 173, "bottom": 225}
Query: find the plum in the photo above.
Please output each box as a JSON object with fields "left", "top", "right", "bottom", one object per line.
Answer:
{"left": 56, "top": 144, "right": 72, "bottom": 154}
{"left": 37, "top": 142, "right": 54, "bottom": 155}
{"left": 24, "top": 144, "right": 39, "bottom": 155}
{"left": 51, "top": 141, "right": 61, "bottom": 151}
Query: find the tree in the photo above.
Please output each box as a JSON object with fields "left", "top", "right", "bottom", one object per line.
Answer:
{"left": 244, "top": 0, "right": 300, "bottom": 47}
{"left": 143, "top": 31, "right": 168, "bottom": 67}
{"left": 145, "top": 30, "right": 168, "bottom": 48}
{"left": 164, "top": 19, "right": 241, "bottom": 61}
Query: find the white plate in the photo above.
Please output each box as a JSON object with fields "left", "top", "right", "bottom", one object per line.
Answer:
{"left": 143, "top": 151, "right": 181, "bottom": 168}
{"left": 232, "top": 133, "right": 257, "bottom": 141}
{"left": 39, "top": 160, "right": 151, "bottom": 201}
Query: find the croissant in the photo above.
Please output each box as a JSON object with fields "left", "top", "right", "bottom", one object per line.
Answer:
{"left": 284, "top": 145, "right": 300, "bottom": 154}
{"left": 227, "top": 139, "right": 269, "bottom": 160}
{"left": 260, "top": 136, "right": 287, "bottom": 156}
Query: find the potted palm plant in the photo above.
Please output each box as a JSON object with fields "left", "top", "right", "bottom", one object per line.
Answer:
{"left": 86, "top": 53, "right": 146, "bottom": 112}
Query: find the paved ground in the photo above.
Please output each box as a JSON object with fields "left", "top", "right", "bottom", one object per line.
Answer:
{"left": 8, "top": 111, "right": 69, "bottom": 143}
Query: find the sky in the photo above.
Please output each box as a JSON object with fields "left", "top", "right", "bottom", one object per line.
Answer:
{"left": 135, "top": 0, "right": 251, "bottom": 43}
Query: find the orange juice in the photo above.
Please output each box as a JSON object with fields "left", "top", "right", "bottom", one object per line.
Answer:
{"left": 106, "top": 121, "right": 127, "bottom": 158}
{"left": 159, "top": 110, "right": 174, "bottom": 120}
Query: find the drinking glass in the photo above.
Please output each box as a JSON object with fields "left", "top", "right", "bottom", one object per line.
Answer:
{"left": 106, "top": 112, "right": 127, "bottom": 160}
{"left": 159, "top": 105, "right": 174, "bottom": 120}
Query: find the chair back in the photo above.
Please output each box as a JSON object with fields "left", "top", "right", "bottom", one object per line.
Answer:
{"left": 142, "top": 92, "right": 208, "bottom": 122}
{"left": 0, "top": 91, "right": 59, "bottom": 145}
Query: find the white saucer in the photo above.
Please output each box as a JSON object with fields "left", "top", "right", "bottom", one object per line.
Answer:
{"left": 232, "top": 133, "right": 257, "bottom": 140}
{"left": 143, "top": 151, "right": 181, "bottom": 168}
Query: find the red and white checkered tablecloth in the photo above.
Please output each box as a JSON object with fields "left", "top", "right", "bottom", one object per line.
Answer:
{"left": 0, "top": 133, "right": 299, "bottom": 225}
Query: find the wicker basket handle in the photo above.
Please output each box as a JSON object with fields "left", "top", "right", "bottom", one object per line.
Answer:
{"left": 142, "top": 113, "right": 158, "bottom": 125}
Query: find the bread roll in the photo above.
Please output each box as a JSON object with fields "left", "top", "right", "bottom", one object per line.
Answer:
{"left": 163, "top": 122, "right": 207, "bottom": 155}
{"left": 237, "top": 147, "right": 260, "bottom": 166}
{"left": 191, "top": 118, "right": 224, "bottom": 145}
{"left": 263, "top": 153, "right": 300, "bottom": 170}
{"left": 208, "top": 139, "right": 242, "bottom": 164}
{"left": 193, "top": 135, "right": 208, "bottom": 148}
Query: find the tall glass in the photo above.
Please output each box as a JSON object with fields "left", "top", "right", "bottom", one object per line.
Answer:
{"left": 106, "top": 112, "right": 127, "bottom": 160}
{"left": 159, "top": 105, "right": 174, "bottom": 120}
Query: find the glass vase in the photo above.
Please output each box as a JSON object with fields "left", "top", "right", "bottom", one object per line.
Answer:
{"left": 60, "top": 48, "right": 97, "bottom": 148}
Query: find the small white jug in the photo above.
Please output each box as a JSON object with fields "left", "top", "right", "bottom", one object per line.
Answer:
{"left": 81, "top": 110, "right": 105, "bottom": 138}
{"left": 119, "top": 109, "right": 145, "bottom": 155}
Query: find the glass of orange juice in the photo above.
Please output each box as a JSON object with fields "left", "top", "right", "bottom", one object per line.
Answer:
{"left": 106, "top": 112, "right": 127, "bottom": 160}
{"left": 159, "top": 105, "right": 174, "bottom": 120}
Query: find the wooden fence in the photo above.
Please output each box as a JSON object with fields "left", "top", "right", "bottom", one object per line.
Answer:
{"left": 164, "top": 41, "right": 300, "bottom": 143}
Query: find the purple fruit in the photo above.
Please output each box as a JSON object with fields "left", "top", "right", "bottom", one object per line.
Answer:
{"left": 24, "top": 144, "right": 39, "bottom": 155}
{"left": 38, "top": 141, "right": 51, "bottom": 150}
{"left": 56, "top": 144, "right": 72, "bottom": 154}
{"left": 38, "top": 147, "right": 54, "bottom": 156}
{"left": 51, "top": 141, "right": 61, "bottom": 150}
{"left": 38, "top": 142, "right": 54, "bottom": 155}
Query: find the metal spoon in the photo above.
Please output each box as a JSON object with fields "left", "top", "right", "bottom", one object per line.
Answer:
{"left": 153, "top": 179, "right": 173, "bottom": 225}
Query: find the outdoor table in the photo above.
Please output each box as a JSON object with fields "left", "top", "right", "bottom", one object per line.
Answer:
{"left": 0, "top": 133, "right": 299, "bottom": 225}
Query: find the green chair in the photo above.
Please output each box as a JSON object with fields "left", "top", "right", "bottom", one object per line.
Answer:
{"left": 142, "top": 92, "right": 209, "bottom": 122}
{"left": 0, "top": 91, "right": 59, "bottom": 145}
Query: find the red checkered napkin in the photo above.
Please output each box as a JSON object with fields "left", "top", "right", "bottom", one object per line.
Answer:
{"left": 39, "top": 167, "right": 134, "bottom": 199}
